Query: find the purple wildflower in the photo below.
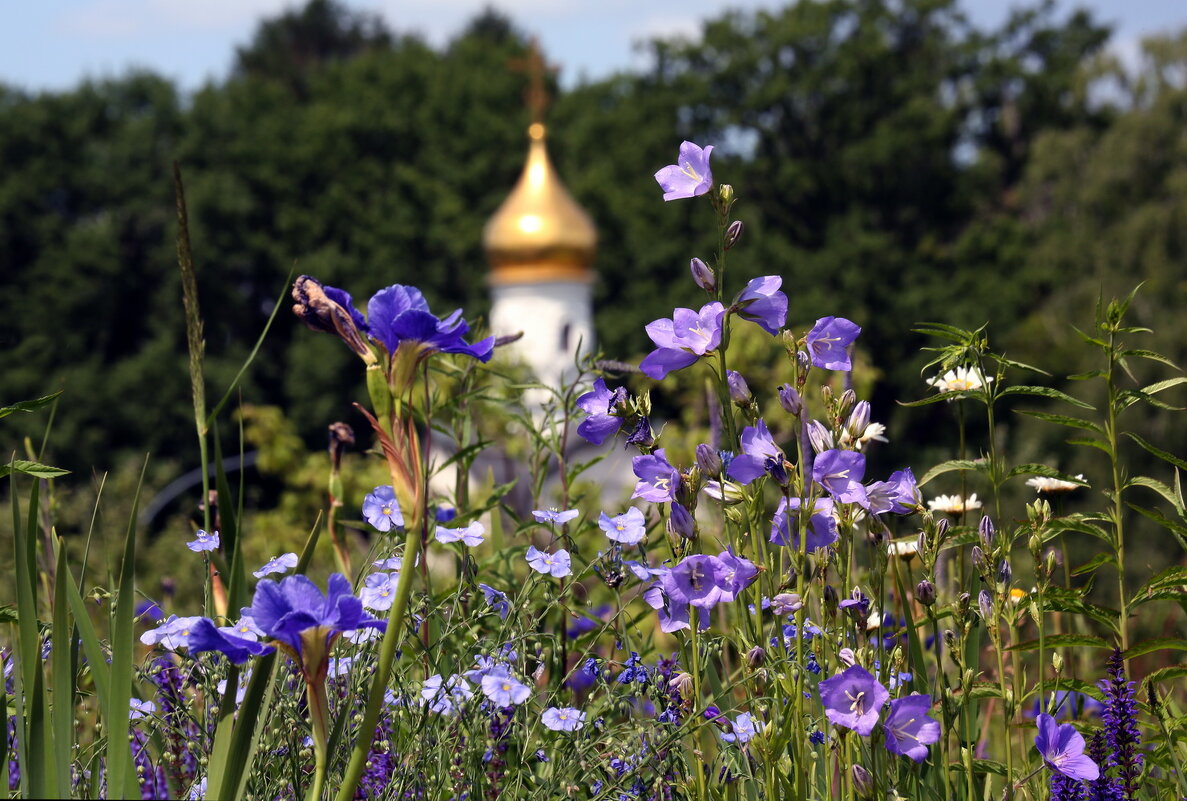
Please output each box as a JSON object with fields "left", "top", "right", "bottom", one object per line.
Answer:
{"left": 1086, "top": 729, "right": 1123, "bottom": 801}
{"left": 769, "top": 496, "right": 839, "bottom": 552}
{"left": 186, "top": 529, "right": 219, "bottom": 553}
{"left": 654, "top": 141, "right": 714, "bottom": 201}
{"left": 359, "top": 572, "right": 397, "bottom": 611}
{"left": 541, "top": 707, "right": 586, "bottom": 732}
{"left": 525, "top": 546, "right": 572, "bottom": 578}
{"left": 478, "top": 584, "right": 511, "bottom": 620}
{"left": 727, "top": 419, "right": 788, "bottom": 485}
{"left": 806, "top": 317, "right": 861, "bottom": 371}
{"left": 366, "top": 284, "right": 493, "bottom": 361}
{"left": 576, "top": 379, "right": 626, "bottom": 445}
{"left": 532, "top": 508, "right": 579, "bottom": 525}
{"left": 883, "top": 695, "right": 941, "bottom": 762}
{"left": 714, "top": 550, "right": 759, "bottom": 603}
{"left": 139, "top": 615, "right": 203, "bottom": 651}
{"left": 818, "top": 665, "right": 889, "bottom": 736}
{"left": 734, "top": 276, "right": 788, "bottom": 335}
{"left": 812, "top": 449, "right": 868, "bottom": 506}
{"left": 631, "top": 450, "right": 681, "bottom": 503}
{"left": 599, "top": 507, "right": 646, "bottom": 545}
{"left": 666, "top": 554, "right": 726, "bottom": 609}
{"left": 1035, "top": 713, "right": 1100, "bottom": 781}
{"left": 1099, "top": 649, "right": 1142, "bottom": 797}
{"left": 865, "top": 468, "right": 919, "bottom": 515}
{"left": 639, "top": 303, "right": 725, "bottom": 380}
{"left": 362, "top": 485, "right": 403, "bottom": 532}
{"left": 480, "top": 673, "right": 531, "bottom": 706}
{"left": 187, "top": 619, "right": 274, "bottom": 664}
{"left": 434, "top": 521, "right": 486, "bottom": 546}
{"left": 252, "top": 552, "right": 299, "bottom": 579}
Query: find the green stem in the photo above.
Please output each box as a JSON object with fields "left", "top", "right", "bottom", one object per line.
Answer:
{"left": 689, "top": 624, "right": 707, "bottom": 801}
{"left": 1104, "top": 334, "right": 1129, "bottom": 654}
{"left": 306, "top": 678, "right": 330, "bottom": 801}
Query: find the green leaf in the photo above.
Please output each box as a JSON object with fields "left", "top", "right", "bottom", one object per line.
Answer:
{"left": 1125, "top": 476, "right": 1184, "bottom": 513}
{"left": 50, "top": 539, "right": 74, "bottom": 797}
{"left": 0, "top": 460, "right": 70, "bottom": 479}
{"left": 1119, "top": 349, "right": 1181, "bottom": 369}
{"left": 1008, "top": 634, "right": 1110, "bottom": 652}
{"left": 1140, "top": 376, "right": 1187, "bottom": 396}
{"left": 997, "top": 385, "right": 1094, "bottom": 408}
{"left": 1067, "top": 437, "right": 1113, "bottom": 457}
{"left": 898, "top": 391, "right": 974, "bottom": 408}
{"left": 0, "top": 392, "right": 63, "bottom": 420}
{"left": 1015, "top": 410, "right": 1103, "bottom": 433}
{"left": 0, "top": 606, "right": 16, "bottom": 624}
{"left": 1071, "top": 552, "right": 1116, "bottom": 577}
{"left": 1123, "top": 432, "right": 1187, "bottom": 471}
{"left": 1042, "top": 587, "right": 1119, "bottom": 632}
{"left": 966, "top": 682, "right": 1002, "bottom": 699}
{"left": 1122, "top": 638, "right": 1187, "bottom": 660}
{"left": 1144, "top": 665, "right": 1187, "bottom": 685}
{"left": 1132, "top": 566, "right": 1187, "bottom": 602}
{"left": 989, "top": 355, "right": 1049, "bottom": 375}
{"left": 917, "top": 458, "right": 989, "bottom": 486}
{"left": 1004, "top": 463, "right": 1087, "bottom": 483}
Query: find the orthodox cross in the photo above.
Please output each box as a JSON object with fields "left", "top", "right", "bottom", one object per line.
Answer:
{"left": 509, "top": 38, "right": 557, "bottom": 125}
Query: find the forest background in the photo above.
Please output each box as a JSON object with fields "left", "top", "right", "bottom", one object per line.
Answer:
{"left": 1, "top": 0, "right": 1185, "bottom": 607}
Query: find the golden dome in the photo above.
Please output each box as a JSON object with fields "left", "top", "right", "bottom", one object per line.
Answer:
{"left": 484, "top": 123, "right": 597, "bottom": 285}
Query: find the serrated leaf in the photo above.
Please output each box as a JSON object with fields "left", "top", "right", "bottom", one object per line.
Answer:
{"left": 1067, "top": 437, "right": 1113, "bottom": 456}
{"left": 1145, "top": 666, "right": 1187, "bottom": 685}
{"left": 1123, "top": 432, "right": 1187, "bottom": 471}
{"left": 899, "top": 391, "right": 975, "bottom": 408}
{"left": 1140, "top": 376, "right": 1187, "bottom": 395}
{"left": 1015, "top": 410, "right": 1103, "bottom": 433}
{"left": 1071, "top": 552, "right": 1116, "bottom": 577}
{"left": 1008, "top": 634, "right": 1110, "bottom": 652}
{"left": 989, "top": 355, "right": 1049, "bottom": 375}
{"left": 0, "top": 392, "right": 62, "bottom": 420}
{"left": 917, "top": 458, "right": 989, "bottom": 486}
{"left": 1122, "top": 638, "right": 1187, "bottom": 660}
{"left": 0, "top": 460, "right": 69, "bottom": 479}
{"left": 1048, "top": 516, "right": 1112, "bottom": 544}
{"left": 1043, "top": 587, "right": 1119, "bottom": 632}
{"left": 1126, "top": 476, "right": 1184, "bottom": 513}
{"left": 1118, "top": 349, "right": 1181, "bottom": 369}
{"left": 997, "top": 385, "right": 1094, "bottom": 408}
{"left": 1120, "top": 388, "right": 1185, "bottom": 412}
{"left": 1133, "top": 566, "right": 1187, "bottom": 600}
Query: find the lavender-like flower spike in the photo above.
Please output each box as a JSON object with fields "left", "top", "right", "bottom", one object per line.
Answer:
{"left": 1099, "top": 649, "right": 1142, "bottom": 799}
{"left": 1085, "top": 728, "right": 1124, "bottom": 801}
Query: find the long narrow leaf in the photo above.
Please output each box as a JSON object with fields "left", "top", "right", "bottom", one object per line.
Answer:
{"left": 51, "top": 539, "right": 74, "bottom": 796}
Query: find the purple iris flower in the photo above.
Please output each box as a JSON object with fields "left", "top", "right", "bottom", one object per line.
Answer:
{"left": 734, "top": 276, "right": 788, "bottom": 335}
{"left": 654, "top": 141, "right": 714, "bottom": 201}
{"left": 813, "top": 449, "right": 869, "bottom": 506}
{"left": 366, "top": 284, "right": 493, "bottom": 361}
{"left": 531, "top": 508, "right": 579, "bottom": 525}
{"left": 186, "top": 529, "right": 219, "bottom": 553}
{"left": 187, "top": 619, "right": 274, "bottom": 665}
{"left": 362, "top": 485, "right": 404, "bottom": 532}
{"left": 525, "top": 546, "right": 572, "bottom": 578}
{"left": 243, "top": 573, "right": 386, "bottom": 678}
{"left": 883, "top": 695, "right": 941, "bottom": 762}
{"left": 806, "top": 317, "right": 862, "bottom": 371}
{"left": 1035, "top": 713, "right": 1099, "bottom": 780}
{"left": 639, "top": 303, "right": 726, "bottom": 380}
{"left": 599, "top": 507, "right": 647, "bottom": 545}
{"left": 253, "top": 552, "right": 299, "bottom": 579}
{"left": 576, "top": 379, "right": 627, "bottom": 445}
{"left": 631, "top": 450, "right": 681, "bottom": 503}
{"left": 818, "top": 665, "right": 889, "bottom": 736}
{"left": 769, "top": 496, "right": 839, "bottom": 551}
{"left": 542, "top": 707, "right": 586, "bottom": 732}
{"left": 727, "top": 420, "right": 787, "bottom": 485}
{"left": 865, "top": 468, "right": 919, "bottom": 515}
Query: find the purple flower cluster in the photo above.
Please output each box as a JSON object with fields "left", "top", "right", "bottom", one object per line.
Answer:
{"left": 1099, "top": 649, "right": 1142, "bottom": 798}
{"left": 819, "top": 666, "right": 940, "bottom": 762}
{"left": 643, "top": 551, "right": 758, "bottom": 633}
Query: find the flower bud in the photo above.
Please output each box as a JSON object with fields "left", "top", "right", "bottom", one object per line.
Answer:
{"left": 327, "top": 421, "right": 355, "bottom": 473}
{"left": 695, "top": 443, "right": 722, "bottom": 475}
{"left": 943, "top": 629, "right": 958, "bottom": 652}
{"left": 718, "top": 184, "right": 735, "bottom": 206}
{"left": 935, "top": 518, "right": 950, "bottom": 541}
{"left": 978, "top": 589, "right": 993, "bottom": 622}
{"left": 777, "top": 383, "right": 802, "bottom": 416}
{"left": 956, "top": 592, "right": 971, "bottom": 621}
{"left": 979, "top": 515, "right": 995, "bottom": 548}
{"left": 823, "top": 584, "right": 839, "bottom": 619}
{"left": 724, "top": 220, "right": 744, "bottom": 250}
{"left": 838, "top": 389, "right": 857, "bottom": 417}
{"left": 838, "top": 647, "right": 856, "bottom": 667}
{"left": 916, "top": 531, "right": 929, "bottom": 558}
{"left": 625, "top": 416, "right": 654, "bottom": 448}
{"left": 806, "top": 420, "right": 834, "bottom": 454}
{"left": 668, "top": 502, "right": 697, "bottom": 540}
{"left": 1051, "top": 651, "right": 1064, "bottom": 675}
{"left": 727, "top": 370, "right": 752, "bottom": 405}
{"left": 851, "top": 765, "right": 874, "bottom": 799}
{"left": 689, "top": 257, "right": 716, "bottom": 293}
{"left": 996, "top": 559, "right": 1012, "bottom": 587}
{"left": 746, "top": 646, "right": 766, "bottom": 669}
{"left": 797, "top": 350, "right": 811, "bottom": 372}
{"left": 770, "top": 593, "right": 803, "bottom": 616}
{"left": 971, "top": 546, "right": 989, "bottom": 577}
{"left": 845, "top": 401, "right": 870, "bottom": 439}
{"left": 669, "top": 672, "right": 694, "bottom": 698}
{"left": 915, "top": 579, "right": 936, "bottom": 607}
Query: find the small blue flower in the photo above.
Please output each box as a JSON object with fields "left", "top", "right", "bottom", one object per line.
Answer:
{"left": 252, "top": 552, "right": 298, "bottom": 579}
{"left": 480, "top": 673, "right": 531, "bottom": 706}
{"left": 720, "top": 712, "right": 758, "bottom": 744}
{"left": 531, "top": 508, "right": 579, "bottom": 524}
{"left": 186, "top": 529, "right": 219, "bottom": 553}
{"left": 478, "top": 584, "right": 510, "bottom": 620}
{"left": 525, "top": 546, "right": 572, "bottom": 578}
{"left": 362, "top": 485, "right": 404, "bottom": 532}
{"left": 435, "top": 521, "right": 486, "bottom": 546}
{"left": 541, "top": 706, "right": 585, "bottom": 732}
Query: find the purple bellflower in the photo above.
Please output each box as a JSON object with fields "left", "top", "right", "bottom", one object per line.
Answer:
{"left": 715, "top": 550, "right": 759, "bottom": 603}
{"left": 599, "top": 507, "right": 647, "bottom": 545}
{"left": 883, "top": 695, "right": 941, "bottom": 762}
{"left": 806, "top": 317, "right": 862, "bottom": 371}
{"left": 362, "top": 485, "right": 404, "bottom": 532}
{"left": 525, "top": 546, "right": 572, "bottom": 578}
{"left": 770, "top": 496, "right": 839, "bottom": 552}
{"left": 727, "top": 419, "right": 788, "bottom": 485}
{"left": 632, "top": 450, "right": 681, "bottom": 503}
{"left": 654, "top": 141, "right": 714, "bottom": 201}
{"left": 667, "top": 554, "right": 727, "bottom": 609}
{"left": 576, "top": 379, "right": 627, "bottom": 445}
{"left": 639, "top": 303, "right": 725, "bottom": 380}
{"left": 819, "top": 665, "right": 889, "bottom": 736}
{"left": 865, "top": 468, "right": 919, "bottom": 515}
{"left": 813, "top": 449, "right": 869, "bottom": 506}
{"left": 734, "top": 276, "right": 788, "bottom": 335}
{"left": 186, "top": 529, "right": 219, "bottom": 553}
{"left": 366, "top": 284, "right": 493, "bottom": 362}
{"left": 1035, "top": 713, "right": 1099, "bottom": 781}
{"left": 643, "top": 578, "right": 703, "bottom": 634}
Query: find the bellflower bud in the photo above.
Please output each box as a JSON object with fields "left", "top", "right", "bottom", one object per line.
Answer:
{"left": 971, "top": 546, "right": 989, "bottom": 577}
{"left": 689, "top": 257, "right": 716, "bottom": 293}
{"left": 778, "top": 383, "right": 802, "bottom": 416}
{"left": 915, "top": 579, "right": 936, "bottom": 607}
{"left": 718, "top": 184, "right": 735, "bottom": 206}
{"left": 727, "top": 370, "right": 752, "bottom": 405}
{"left": 669, "top": 672, "right": 694, "bottom": 698}
{"left": 996, "top": 559, "right": 1012, "bottom": 587}
{"left": 837, "top": 647, "right": 857, "bottom": 667}
{"left": 695, "top": 443, "right": 723, "bottom": 475}
{"left": 797, "top": 350, "right": 811, "bottom": 373}
{"left": 746, "top": 646, "right": 766, "bottom": 669}
{"left": 724, "top": 220, "right": 744, "bottom": 250}
{"left": 978, "top": 515, "right": 995, "bottom": 548}
{"left": 977, "top": 590, "right": 993, "bottom": 622}
{"left": 667, "top": 502, "right": 697, "bottom": 540}
{"left": 838, "top": 389, "right": 857, "bottom": 416}
{"left": 852, "top": 765, "right": 874, "bottom": 799}
{"left": 823, "top": 584, "right": 839, "bottom": 619}
{"left": 806, "top": 420, "right": 834, "bottom": 454}
{"left": 956, "top": 592, "right": 971, "bottom": 623}
{"left": 935, "top": 517, "right": 950, "bottom": 541}
{"left": 845, "top": 401, "right": 870, "bottom": 439}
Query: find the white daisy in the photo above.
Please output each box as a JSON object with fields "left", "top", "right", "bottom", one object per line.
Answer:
{"left": 927, "top": 493, "right": 983, "bottom": 514}
{"left": 927, "top": 366, "right": 993, "bottom": 393}
{"left": 1026, "top": 474, "right": 1085, "bottom": 493}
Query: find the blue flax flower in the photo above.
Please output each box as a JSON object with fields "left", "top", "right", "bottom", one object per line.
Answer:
{"left": 252, "top": 552, "right": 299, "bottom": 579}
{"left": 480, "top": 672, "right": 531, "bottom": 706}
{"left": 478, "top": 584, "right": 511, "bottom": 620}
{"left": 639, "top": 303, "right": 725, "bottom": 380}
{"left": 525, "top": 546, "right": 572, "bottom": 578}
{"left": 599, "top": 507, "right": 647, "bottom": 545}
{"left": 541, "top": 707, "right": 586, "bottom": 732}
{"left": 532, "top": 508, "right": 579, "bottom": 524}
{"left": 806, "top": 317, "right": 861, "bottom": 371}
{"left": 720, "top": 712, "right": 758, "bottom": 744}
{"left": 575, "top": 379, "right": 627, "bottom": 445}
{"left": 654, "top": 141, "right": 714, "bottom": 201}
{"left": 362, "top": 485, "right": 404, "bottom": 532}
{"left": 435, "top": 521, "right": 486, "bottom": 546}
{"left": 186, "top": 529, "right": 219, "bottom": 553}
{"left": 1035, "top": 713, "right": 1099, "bottom": 781}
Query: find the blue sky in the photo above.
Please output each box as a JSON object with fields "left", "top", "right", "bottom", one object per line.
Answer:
{"left": 1, "top": 0, "right": 1185, "bottom": 94}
